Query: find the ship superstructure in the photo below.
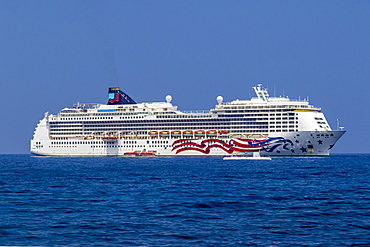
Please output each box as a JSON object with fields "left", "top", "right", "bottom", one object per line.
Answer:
{"left": 31, "top": 85, "right": 345, "bottom": 156}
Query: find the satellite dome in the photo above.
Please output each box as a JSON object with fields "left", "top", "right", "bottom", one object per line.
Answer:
{"left": 216, "top": 96, "right": 223, "bottom": 104}
{"left": 166, "top": 95, "right": 172, "bottom": 103}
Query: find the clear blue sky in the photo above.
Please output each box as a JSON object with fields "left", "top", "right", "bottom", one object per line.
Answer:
{"left": 1, "top": 0, "right": 369, "bottom": 154}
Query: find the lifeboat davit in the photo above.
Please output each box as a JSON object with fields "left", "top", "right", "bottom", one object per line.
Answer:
{"left": 195, "top": 130, "right": 205, "bottom": 136}
{"left": 206, "top": 130, "right": 218, "bottom": 136}
{"left": 148, "top": 131, "right": 158, "bottom": 136}
{"left": 171, "top": 131, "right": 181, "bottom": 136}
{"left": 160, "top": 131, "right": 170, "bottom": 136}
{"left": 183, "top": 130, "right": 193, "bottom": 136}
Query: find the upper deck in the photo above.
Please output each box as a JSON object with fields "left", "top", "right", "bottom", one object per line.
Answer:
{"left": 56, "top": 84, "right": 320, "bottom": 118}
{"left": 33, "top": 84, "right": 334, "bottom": 140}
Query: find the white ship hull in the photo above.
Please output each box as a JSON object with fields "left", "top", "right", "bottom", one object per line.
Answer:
{"left": 31, "top": 130, "right": 345, "bottom": 157}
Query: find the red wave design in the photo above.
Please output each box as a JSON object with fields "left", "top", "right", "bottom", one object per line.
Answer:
{"left": 172, "top": 138, "right": 268, "bottom": 154}
{"left": 175, "top": 144, "right": 235, "bottom": 154}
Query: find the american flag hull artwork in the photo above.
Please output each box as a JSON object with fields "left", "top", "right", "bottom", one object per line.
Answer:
{"left": 172, "top": 137, "right": 293, "bottom": 154}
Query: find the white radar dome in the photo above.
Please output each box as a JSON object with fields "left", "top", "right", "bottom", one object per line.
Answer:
{"left": 166, "top": 95, "right": 172, "bottom": 103}
{"left": 216, "top": 96, "right": 223, "bottom": 104}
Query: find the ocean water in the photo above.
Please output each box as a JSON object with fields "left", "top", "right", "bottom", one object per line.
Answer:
{"left": 0, "top": 154, "right": 369, "bottom": 246}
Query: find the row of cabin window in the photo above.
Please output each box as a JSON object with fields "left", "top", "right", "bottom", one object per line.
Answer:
{"left": 50, "top": 119, "right": 230, "bottom": 125}
{"left": 56, "top": 115, "right": 146, "bottom": 121}
{"left": 270, "top": 125, "right": 297, "bottom": 128}
{"left": 50, "top": 125, "right": 270, "bottom": 134}
{"left": 50, "top": 121, "right": 270, "bottom": 130}
{"left": 49, "top": 145, "right": 171, "bottom": 149}
{"left": 51, "top": 140, "right": 169, "bottom": 145}
{"left": 51, "top": 123, "right": 270, "bottom": 131}
{"left": 218, "top": 111, "right": 297, "bottom": 114}
{"left": 50, "top": 117, "right": 279, "bottom": 125}
{"left": 220, "top": 107, "right": 306, "bottom": 110}
{"left": 60, "top": 117, "right": 114, "bottom": 120}
{"left": 270, "top": 129, "right": 296, "bottom": 132}
{"left": 50, "top": 119, "right": 297, "bottom": 129}
{"left": 50, "top": 127, "right": 267, "bottom": 134}
{"left": 51, "top": 140, "right": 138, "bottom": 145}
{"left": 156, "top": 115, "right": 211, "bottom": 119}
{"left": 51, "top": 122, "right": 270, "bottom": 130}
{"left": 50, "top": 129, "right": 297, "bottom": 137}
{"left": 57, "top": 110, "right": 298, "bottom": 121}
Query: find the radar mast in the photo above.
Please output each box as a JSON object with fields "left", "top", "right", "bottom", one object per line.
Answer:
{"left": 253, "top": 84, "right": 269, "bottom": 101}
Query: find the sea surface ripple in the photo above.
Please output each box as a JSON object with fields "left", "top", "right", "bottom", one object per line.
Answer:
{"left": 0, "top": 154, "right": 369, "bottom": 246}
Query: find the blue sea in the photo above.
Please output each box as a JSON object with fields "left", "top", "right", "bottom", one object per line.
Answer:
{"left": 0, "top": 154, "right": 369, "bottom": 246}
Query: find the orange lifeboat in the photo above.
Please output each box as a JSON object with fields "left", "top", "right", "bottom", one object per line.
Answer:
{"left": 220, "top": 130, "right": 229, "bottom": 134}
{"left": 171, "top": 131, "right": 181, "bottom": 136}
{"left": 148, "top": 131, "right": 158, "bottom": 136}
{"left": 183, "top": 130, "right": 193, "bottom": 136}
{"left": 195, "top": 130, "right": 205, "bottom": 136}
{"left": 124, "top": 151, "right": 139, "bottom": 156}
{"left": 206, "top": 130, "right": 218, "bottom": 136}
{"left": 160, "top": 131, "right": 170, "bottom": 136}
{"left": 102, "top": 136, "right": 117, "bottom": 140}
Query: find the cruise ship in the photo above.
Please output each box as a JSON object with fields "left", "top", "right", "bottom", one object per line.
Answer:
{"left": 31, "top": 85, "right": 345, "bottom": 156}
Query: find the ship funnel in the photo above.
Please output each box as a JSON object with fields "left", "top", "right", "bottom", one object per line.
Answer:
{"left": 107, "top": 87, "right": 136, "bottom": 105}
